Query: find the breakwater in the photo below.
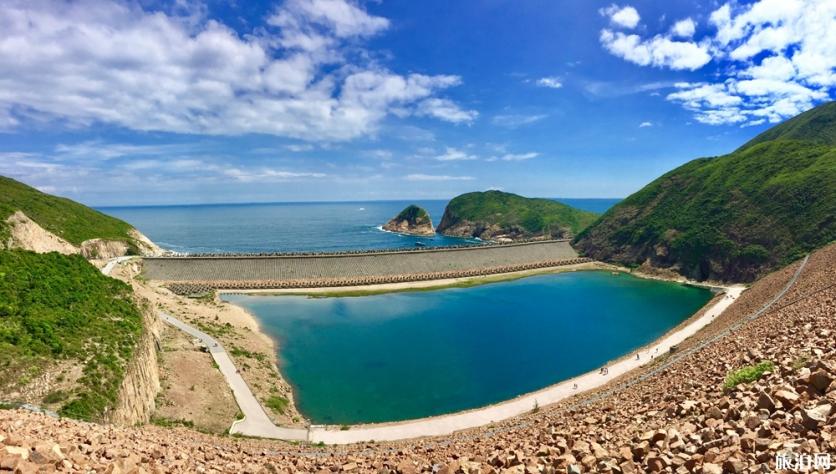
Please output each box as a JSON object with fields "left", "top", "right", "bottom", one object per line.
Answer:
{"left": 142, "top": 240, "right": 583, "bottom": 292}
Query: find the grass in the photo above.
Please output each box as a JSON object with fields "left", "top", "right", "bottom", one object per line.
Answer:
{"left": 575, "top": 101, "right": 836, "bottom": 282}
{"left": 265, "top": 395, "right": 289, "bottom": 414}
{"left": 230, "top": 346, "right": 267, "bottom": 362}
{"left": 0, "top": 175, "right": 138, "bottom": 249}
{"left": 0, "top": 250, "right": 144, "bottom": 422}
{"left": 438, "top": 190, "right": 598, "bottom": 238}
{"left": 723, "top": 361, "right": 775, "bottom": 389}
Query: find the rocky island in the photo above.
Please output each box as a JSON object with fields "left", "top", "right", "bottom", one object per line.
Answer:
{"left": 381, "top": 204, "right": 435, "bottom": 236}
{"left": 437, "top": 190, "right": 597, "bottom": 241}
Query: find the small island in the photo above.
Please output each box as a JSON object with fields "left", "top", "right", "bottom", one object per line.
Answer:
{"left": 382, "top": 205, "right": 435, "bottom": 236}
{"left": 437, "top": 190, "right": 597, "bottom": 241}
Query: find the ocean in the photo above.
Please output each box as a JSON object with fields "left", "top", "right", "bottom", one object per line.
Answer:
{"left": 98, "top": 198, "right": 619, "bottom": 254}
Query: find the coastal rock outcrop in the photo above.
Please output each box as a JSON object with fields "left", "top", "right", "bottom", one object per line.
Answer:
{"left": 437, "top": 190, "right": 597, "bottom": 241}
{"left": 382, "top": 205, "right": 435, "bottom": 236}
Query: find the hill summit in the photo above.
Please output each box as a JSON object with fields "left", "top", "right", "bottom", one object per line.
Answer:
{"left": 382, "top": 205, "right": 435, "bottom": 236}
{"left": 574, "top": 101, "right": 836, "bottom": 282}
{"left": 437, "top": 191, "right": 597, "bottom": 241}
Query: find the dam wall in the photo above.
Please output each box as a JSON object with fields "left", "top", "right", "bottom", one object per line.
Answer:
{"left": 142, "top": 240, "right": 583, "bottom": 291}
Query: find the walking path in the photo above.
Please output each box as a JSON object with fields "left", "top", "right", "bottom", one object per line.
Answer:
{"left": 161, "top": 278, "right": 745, "bottom": 444}
{"left": 158, "top": 311, "right": 308, "bottom": 441}
{"left": 104, "top": 253, "right": 810, "bottom": 445}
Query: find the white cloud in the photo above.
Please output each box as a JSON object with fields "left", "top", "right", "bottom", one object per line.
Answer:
{"left": 0, "top": 0, "right": 473, "bottom": 140}
{"left": 499, "top": 152, "right": 539, "bottom": 161}
{"left": 284, "top": 144, "right": 315, "bottom": 152}
{"left": 536, "top": 77, "right": 563, "bottom": 89}
{"left": 600, "top": 5, "right": 641, "bottom": 29}
{"left": 223, "top": 167, "right": 327, "bottom": 182}
{"left": 671, "top": 18, "right": 696, "bottom": 38}
{"left": 600, "top": 30, "right": 711, "bottom": 70}
{"left": 404, "top": 174, "right": 475, "bottom": 181}
{"left": 415, "top": 98, "right": 478, "bottom": 124}
{"left": 491, "top": 114, "right": 547, "bottom": 128}
{"left": 601, "top": 0, "right": 836, "bottom": 125}
{"left": 639, "top": 121, "right": 653, "bottom": 127}
{"left": 434, "top": 147, "right": 478, "bottom": 161}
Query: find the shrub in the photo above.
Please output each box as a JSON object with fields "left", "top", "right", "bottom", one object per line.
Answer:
{"left": 723, "top": 361, "right": 775, "bottom": 389}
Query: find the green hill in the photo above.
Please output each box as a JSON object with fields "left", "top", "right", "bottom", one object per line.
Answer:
{"left": 0, "top": 176, "right": 139, "bottom": 251}
{"left": 574, "top": 101, "right": 836, "bottom": 282}
{"left": 437, "top": 191, "right": 598, "bottom": 240}
{"left": 0, "top": 250, "right": 143, "bottom": 421}
{"left": 394, "top": 205, "right": 431, "bottom": 224}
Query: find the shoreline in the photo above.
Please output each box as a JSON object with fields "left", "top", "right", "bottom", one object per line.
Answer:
{"left": 218, "top": 261, "right": 601, "bottom": 297}
{"left": 211, "top": 262, "right": 739, "bottom": 442}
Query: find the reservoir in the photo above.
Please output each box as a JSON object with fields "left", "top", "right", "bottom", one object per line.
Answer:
{"left": 223, "top": 271, "right": 712, "bottom": 424}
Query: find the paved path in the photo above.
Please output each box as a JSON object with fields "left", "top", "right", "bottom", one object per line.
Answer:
{"left": 101, "top": 256, "right": 133, "bottom": 276}
{"left": 160, "top": 281, "right": 746, "bottom": 444}
{"left": 102, "top": 252, "right": 809, "bottom": 444}
{"left": 158, "top": 312, "right": 309, "bottom": 441}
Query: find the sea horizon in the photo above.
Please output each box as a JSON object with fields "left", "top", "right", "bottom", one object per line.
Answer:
{"left": 99, "top": 198, "right": 621, "bottom": 254}
{"left": 96, "top": 196, "right": 624, "bottom": 211}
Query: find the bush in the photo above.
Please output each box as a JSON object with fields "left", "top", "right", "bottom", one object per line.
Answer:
{"left": 723, "top": 361, "right": 775, "bottom": 389}
{"left": 265, "top": 395, "right": 289, "bottom": 414}
{"left": 0, "top": 250, "right": 143, "bottom": 421}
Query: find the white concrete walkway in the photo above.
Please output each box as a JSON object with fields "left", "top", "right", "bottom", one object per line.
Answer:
{"left": 159, "top": 312, "right": 309, "bottom": 441}
{"left": 161, "top": 282, "right": 744, "bottom": 444}
{"left": 107, "top": 252, "right": 750, "bottom": 444}
{"left": 100, "top": 256, "right": 133, "bottom": 276}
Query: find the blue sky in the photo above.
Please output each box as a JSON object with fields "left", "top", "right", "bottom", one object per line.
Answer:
{"left": 0, "top": 0, "right": 833, "bottom": 205}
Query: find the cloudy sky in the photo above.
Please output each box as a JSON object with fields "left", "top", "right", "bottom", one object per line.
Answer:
{"left": 0, "top": 0, "right": 834, "bottom": 205}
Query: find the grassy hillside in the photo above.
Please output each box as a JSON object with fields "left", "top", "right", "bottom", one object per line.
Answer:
{"left": 438, "top": 191, "right": 598, "bottom": 239}
{"left": 0, "top": 250, "right": 143, "bottom": 421}
{"left": 574, "top": 101, "right": 836, "bottom": 282}
{"left": 394, "top": 205, "right": 431, "bottom": 224}
{"left": 0, "top": 176, "right": 135, "bottom": 248}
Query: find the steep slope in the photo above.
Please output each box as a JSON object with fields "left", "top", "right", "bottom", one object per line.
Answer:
{"left": 0, "top": 250, "right": 145, "bottom": 422}
{"left": 438, "top": 191, "right": 598, "bottom": 241}
{"left": 574, "top": 101, "right": 836, "bottom": 282}
{"left": 0, "top": 176, "right": 159, "bottom": 256}
{"left": 382, "top": 205, "right": 435, "bottom": 236}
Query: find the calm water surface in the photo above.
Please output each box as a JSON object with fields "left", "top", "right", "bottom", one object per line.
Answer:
{"left": 224, "top": 271, "right": 711, "bottom": 424}
{"left": 99, "top": 198, "right": 619, "bottom": 253}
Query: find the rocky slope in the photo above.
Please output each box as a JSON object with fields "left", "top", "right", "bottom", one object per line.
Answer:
{"left": 382, "top": 205, "right": 435, "bottom": 236}
{"left": 2, "top": 243, "right": 832, "bottom": 473}
{"left": 0, "top": 176, "right": 161, "bottom": 257}
{"left": 438, "top": 191, "right": 597, "bottom": 241}
{"left": 574, "top": 101, "right": 836, "bottom": 282}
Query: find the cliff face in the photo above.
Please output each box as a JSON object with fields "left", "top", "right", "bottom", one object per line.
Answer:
{"left": 4, "top": 211, "right": 161, "bottom": 258}
{"left": 382, "top": 205, "right": 435, "bottom": 236}
{"left": 108, "top": 309, "right": 162, "bottom": 426}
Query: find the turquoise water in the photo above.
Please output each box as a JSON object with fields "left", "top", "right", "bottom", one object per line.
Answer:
{"left": 98, "top": 198, "right": 619, "bottom": 254}
{"left": 223, "top": 271, "right": 711, "bottom": 424}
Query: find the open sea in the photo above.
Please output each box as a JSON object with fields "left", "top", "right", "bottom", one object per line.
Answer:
{"left": 98, "top": 198, "right": 619, "bottom": 254}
